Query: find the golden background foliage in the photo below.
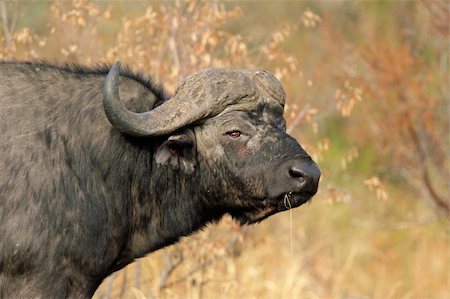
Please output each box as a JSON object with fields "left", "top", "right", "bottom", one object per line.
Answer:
{"left": 1, "top": 1, "right": 448, "bottom": 298}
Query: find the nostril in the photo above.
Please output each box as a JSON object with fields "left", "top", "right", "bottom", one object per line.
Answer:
{"left": 289, "top": 166, "right": 305, "bottom": 179}
{"left": 288, "top": 162, "right": 320, "bottom": 195}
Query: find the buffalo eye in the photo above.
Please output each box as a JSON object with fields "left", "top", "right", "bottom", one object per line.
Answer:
{"left": 226, "top": 130, "right": 242, "bottom": 139}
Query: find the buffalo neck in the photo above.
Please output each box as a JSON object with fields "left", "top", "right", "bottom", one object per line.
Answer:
{"left": 107, "top": 136, "right": 222, "bottom": 262}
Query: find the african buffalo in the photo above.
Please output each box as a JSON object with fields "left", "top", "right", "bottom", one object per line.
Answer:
{"left": 0, "top": 61, "right": 320, "bottom": 297}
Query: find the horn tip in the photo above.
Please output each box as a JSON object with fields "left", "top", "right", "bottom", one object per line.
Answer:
{"left": 112, "top": 61, "right": 121, "bottom": 71}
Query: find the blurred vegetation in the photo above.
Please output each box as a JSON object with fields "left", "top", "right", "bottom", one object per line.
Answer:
{"left": 1, "top": 0, "right": 448, "bottom": 298}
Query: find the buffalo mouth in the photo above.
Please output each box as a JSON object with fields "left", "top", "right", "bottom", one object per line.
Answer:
{"left": 229, "top": 191, "right": 314, "bottom": 225}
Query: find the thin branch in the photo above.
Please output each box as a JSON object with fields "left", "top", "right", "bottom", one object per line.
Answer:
{"left": 134, "top": 260, "right": 141, "bottom": 290}
{"left": 103, "top": 273, "right": 115, "bottom": 299}
{"left": 10, "top": 1, "right": 17, "bottom": 34}
{"left": 159, "top": 251, "right": 184, "bottom": 289}
{"left": 162, "top": 233, "right": 242, "bottom": 289}
{"left": 119, "top": 268, "right": 127, "bottom": 299}
{"left": 169, "top": 18, "right": 180, "bottom": 78}
{"left": 423, "top": 168, "right": 450, "bottom": 215}
{"left": 407, "top": 118, "right": 450, "bottom": 216}
{"left": 0, "top": 0, "right": 12, "bottom": 48}
{"left": 286, "top": 104, "right": 310, "bottom": 134}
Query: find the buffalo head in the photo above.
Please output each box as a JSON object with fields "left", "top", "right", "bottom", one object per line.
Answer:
{"left": 104, "top": 62, "right": 320, "bottom": 224}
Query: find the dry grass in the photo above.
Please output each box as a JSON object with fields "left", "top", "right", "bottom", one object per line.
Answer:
{"left": 1, "top": 1, "right": 448, "bottom": 298}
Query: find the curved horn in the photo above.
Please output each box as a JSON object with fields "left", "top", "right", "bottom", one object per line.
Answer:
{"left": 103, "top": 62, "right": 256, "bottom": 137}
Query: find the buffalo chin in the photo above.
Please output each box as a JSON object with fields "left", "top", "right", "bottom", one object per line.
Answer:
{"left": 230, "top": 192, "right": 313, "bottom": 225}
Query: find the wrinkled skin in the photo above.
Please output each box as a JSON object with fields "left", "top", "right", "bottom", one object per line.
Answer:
{"left": 194, "top": 103, "right": 317, "bottom": 224}
{"left": 0, "top": 61, "right": 319, "bottom": 297}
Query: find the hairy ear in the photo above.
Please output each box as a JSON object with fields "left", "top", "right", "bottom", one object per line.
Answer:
{"left": 155, "top": 132, "right": 196, "bottom": 174}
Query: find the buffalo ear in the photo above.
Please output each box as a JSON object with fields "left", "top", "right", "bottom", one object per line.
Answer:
{"left": 155, "top": 132, "right": 196, "bottom": 174}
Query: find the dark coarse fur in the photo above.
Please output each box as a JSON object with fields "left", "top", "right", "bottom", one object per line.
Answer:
{"left": 0, "top": 61, "right": 223, "bottom": 297}
{"left": 0, "top": 61, "right": 320, "bottom": 298}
